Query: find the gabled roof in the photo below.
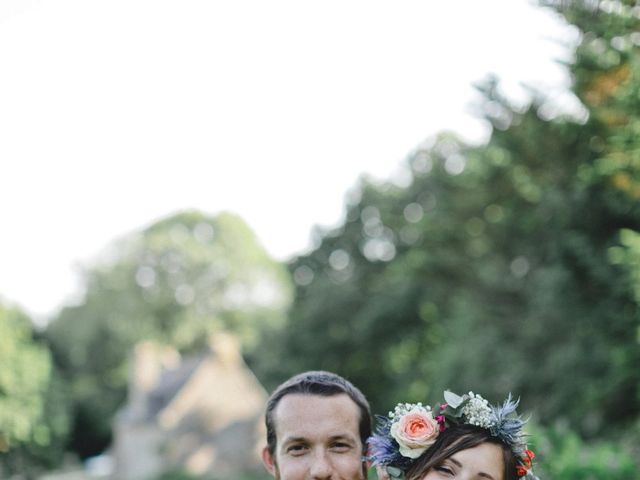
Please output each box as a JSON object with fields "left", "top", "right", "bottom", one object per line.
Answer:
{"left": 146, "top": 354, "right": 206, "bottom": 419}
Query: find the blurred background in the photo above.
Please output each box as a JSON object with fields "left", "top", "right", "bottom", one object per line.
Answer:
{"left": 1, "top": 0, "right": 639, "bottom": 479}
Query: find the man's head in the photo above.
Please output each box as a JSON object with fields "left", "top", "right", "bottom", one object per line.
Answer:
{"left": 262, "top": 370, "right": 371, "bottom": 480}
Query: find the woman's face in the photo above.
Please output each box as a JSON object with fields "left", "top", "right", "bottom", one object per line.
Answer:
{"left": 421, "top": 442, "right": 504, "bottom": 480}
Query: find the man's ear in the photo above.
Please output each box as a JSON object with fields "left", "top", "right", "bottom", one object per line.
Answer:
{"left": 261, "top": 446, "right": 277, "bottom": 476}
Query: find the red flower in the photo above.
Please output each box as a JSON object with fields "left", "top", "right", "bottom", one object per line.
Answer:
{"left": 521, "top": 448, "right": 535, "bottom": 467}
{"left": 516, "top": 465, "right": 528, "bottom": 477}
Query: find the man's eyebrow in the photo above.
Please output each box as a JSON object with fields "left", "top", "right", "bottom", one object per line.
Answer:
{"left": 327, "top": 434, "right": 357, "bottom": 442}
{"left": 281, "top": 436, "right": 308, "bottom": 445}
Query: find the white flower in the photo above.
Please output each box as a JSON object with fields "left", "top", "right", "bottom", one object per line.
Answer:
{"left": 462, "top": 392, "right": 493, "bottom": 428}
{"left": 388, "top": 402, "right": 431, "bottom": 420}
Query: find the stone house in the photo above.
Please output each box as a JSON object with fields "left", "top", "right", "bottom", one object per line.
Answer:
{"left": 112, "top": 334, "right": 267, "bottom": 480}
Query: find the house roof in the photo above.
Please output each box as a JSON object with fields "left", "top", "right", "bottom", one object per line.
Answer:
{"left": 146, "top": 354, "right": 206, "bottom": 418}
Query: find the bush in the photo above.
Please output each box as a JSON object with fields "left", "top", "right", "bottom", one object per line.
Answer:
{"left": 530, "top": 424, "right": 637, "bottom": 480}
{"left": 155, "top": 470, "right": 201, "bottom": 480}
{"left": 154, "top": 470, "right": 271, "bottom": 480}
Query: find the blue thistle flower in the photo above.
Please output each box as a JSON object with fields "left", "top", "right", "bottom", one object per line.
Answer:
{"left": 367, "top": 433, "right": 397, "bottom": 466}
{"left": 367, "top": 415, "right": 413, "bottom": 469}
{"left": 367, "top": 416, "right": 397, "bottom": 465}
{"left": 489, "top": 394, "right": 527, "bottom": 455}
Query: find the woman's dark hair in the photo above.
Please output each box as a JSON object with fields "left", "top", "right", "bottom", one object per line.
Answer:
{"left": 264, "top": 370, "right": 371, "bottom": 456}
{"left": 406, "top": 424, "right": 518, "bottom": 480}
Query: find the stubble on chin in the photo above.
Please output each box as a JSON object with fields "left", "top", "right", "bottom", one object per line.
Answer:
{"left": 270, "top": 458, "right": 367, "bottom": 480}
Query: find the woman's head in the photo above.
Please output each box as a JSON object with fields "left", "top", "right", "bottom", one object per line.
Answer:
{"left": 405, "top": 424, "right": 518, "bottom": 480}
{"left": 367, "top": 391, "right": 537, "bottom": 479}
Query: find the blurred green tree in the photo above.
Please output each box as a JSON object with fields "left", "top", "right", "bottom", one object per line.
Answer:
{"left": 45, "top": 210, "right": 293, "bottom": 458}
{"left": 263, "top": 0, "right": 640, "bottom": 449}
{"left": 0, "top": 302, "right": 70, "bottom": 478}
{"left": 530, "top": 422, "right": 637, "bottom": 479}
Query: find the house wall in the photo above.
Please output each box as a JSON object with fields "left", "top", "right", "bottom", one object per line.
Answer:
{"left": 160, "top": 352, "right": 268, "bottom": 476}
{"left": 113, "top": 334, "right": 269, "bottom": 479}
{"left": 112, "top": 419, "right": 165, "bottom": 480}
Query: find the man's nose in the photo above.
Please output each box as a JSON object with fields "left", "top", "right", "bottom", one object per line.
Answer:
{"left": 309, "top": 450, "right": 333, "bottom": 479}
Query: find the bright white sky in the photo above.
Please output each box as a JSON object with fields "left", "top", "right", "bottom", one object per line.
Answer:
{"left": 0, "top": 0, "right": 576, "bottom": 322}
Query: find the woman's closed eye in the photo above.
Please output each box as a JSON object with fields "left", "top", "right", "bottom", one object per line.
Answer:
{"left": 433, "top": 465, "right": 454, "bottom": 476}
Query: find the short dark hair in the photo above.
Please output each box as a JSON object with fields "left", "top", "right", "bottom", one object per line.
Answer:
{"left": 265, "top": 370, "right": 371, "bottom": 456}
{"left": 406, "top": 424, "right": 518, "bottom": 480}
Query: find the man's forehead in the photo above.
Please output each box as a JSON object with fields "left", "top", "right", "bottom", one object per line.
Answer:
{"left": 273, "top": 393, "right": 361, "bottom": 436}
{"left": 274, "top": 392, "right": 360, "bottom": 413}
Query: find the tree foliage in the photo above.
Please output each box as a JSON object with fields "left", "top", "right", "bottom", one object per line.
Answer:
{"left": 0, "top": 302, "right": 70, "bottom": 478}
{"left": 261, "top": 0, "right": 640, "bottom": 448}
{"left": 45, "top": 210, "right": 293, "bottom": 457}
{"left": 532, "top": 424, "right": 637, "bottom": 479}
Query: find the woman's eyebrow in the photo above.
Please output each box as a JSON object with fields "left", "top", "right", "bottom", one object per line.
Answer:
{"left": 478, "top": 473, "right": 495, "bottom": 480}
{"left": 448, "top": 458, "right": 462, "bottom": 468}
{"left": 447, "top": 457, "right": 495, "bottom": 480}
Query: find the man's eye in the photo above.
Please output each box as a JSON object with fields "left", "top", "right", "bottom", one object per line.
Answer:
{"left": 287, "top": 445, "right": 308, "bottom": 455}
{"left": 330, "top": 442, "right": 352, "bottom": 452}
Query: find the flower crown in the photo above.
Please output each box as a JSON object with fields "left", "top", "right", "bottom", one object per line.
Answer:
{"left": 367, "top": 391, "right": 538, "bottom": 480}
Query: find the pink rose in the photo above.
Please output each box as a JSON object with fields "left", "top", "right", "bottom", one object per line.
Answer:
{"left": 390, "top": 409, "right": 440, "bottom": 458}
